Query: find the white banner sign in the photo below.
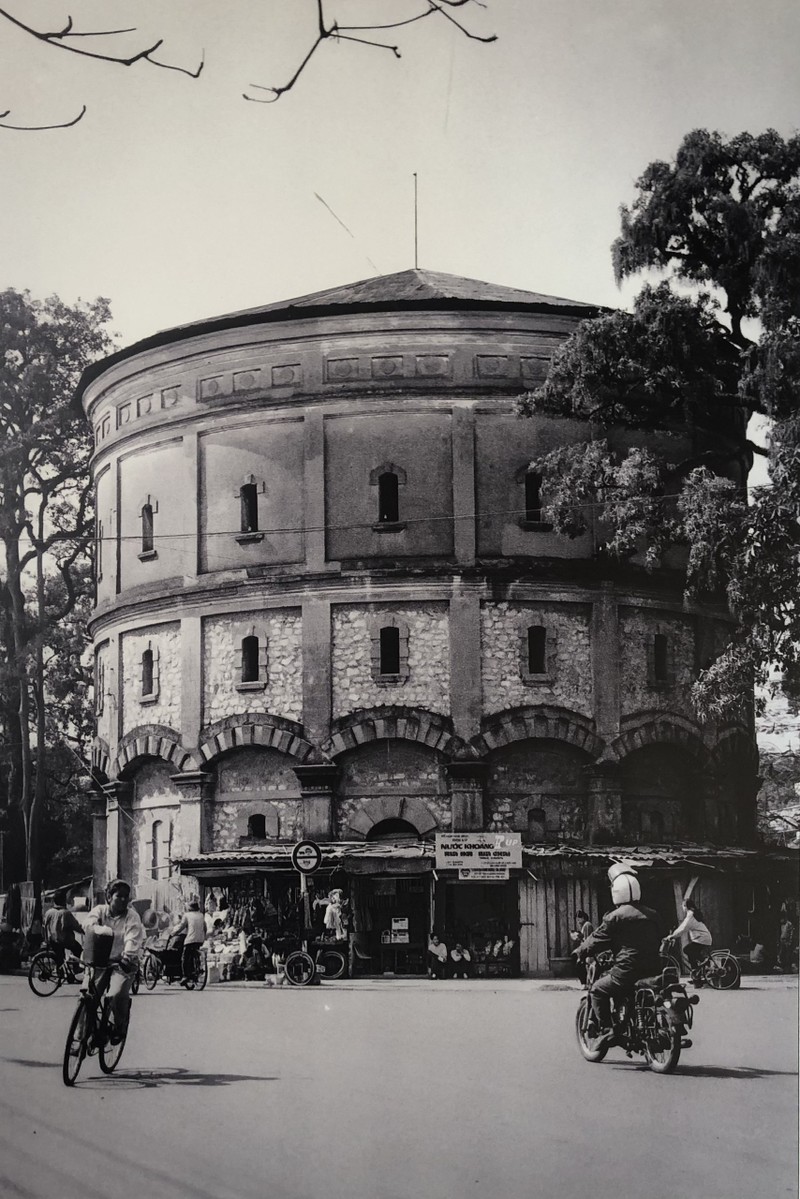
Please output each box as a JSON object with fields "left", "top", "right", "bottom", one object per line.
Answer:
{"left": 458, "top": 867, "right": 510, "bottom": 881}
{"left": 435, "top": 832, "right": 522, "bottom": 871}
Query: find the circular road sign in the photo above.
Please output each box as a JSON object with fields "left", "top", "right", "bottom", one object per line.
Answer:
{"left": 291, "top": 840, "right": 323, "bottom": 875}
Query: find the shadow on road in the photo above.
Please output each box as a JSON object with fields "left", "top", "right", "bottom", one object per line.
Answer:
{"left": 610, "top": 1061, "right": 798, "bottom": 1080}
{"left": 110, "top": 1066, "right": 280, "bottom": 1089}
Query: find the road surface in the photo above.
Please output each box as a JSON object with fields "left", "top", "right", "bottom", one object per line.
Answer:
{"left": 0, "top": 973, "right": 796, "bottom": 1199}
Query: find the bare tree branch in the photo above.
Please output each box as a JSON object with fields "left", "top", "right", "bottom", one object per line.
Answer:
{"left": 245, "top": 0, "right": 496, "bottom": 105}
{"left": 0, "top": 104, "right": 86, "bottom": 130}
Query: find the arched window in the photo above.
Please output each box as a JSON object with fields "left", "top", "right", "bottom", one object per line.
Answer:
{"left": 528, "top": 807, "right": 546, "bottom": 841}
{"left": 378, "top": 472, "right": 399, "bottom": 524}
{"left": 240, "top": 482, "right": 259, "bottom": 533}
{"left": 141, "top": 503, "right": 154, "bottom": 554}
{"left": 247, "top": 813, "right": 267, "bottom": 839}
{"left": 241, "top": 635, "right": 260, "bottom": 683}
{"left": 527, "top": 625, "right": 547, "bottom": 675}
{"left": 379, "top": 626, "right": 401, "bottom": 675}
{"left": 653, "top": 633, "right": 669, "bottom": 683}
{"left": 525, "top": 471, "right": 543, "bottom": 522}
{"left": 366, "top": 817, "right": 419, "bottom": 842}
{"left": 142, "top": 648, "right": 154, "bottom": 696}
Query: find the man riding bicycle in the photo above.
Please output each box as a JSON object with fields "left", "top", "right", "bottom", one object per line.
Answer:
{"left": 574, "top": 865, "right": 662, "bottom": 1050}
{"left": 43, "top": 890, "right": 84, "bottom": 975}
{"left": 84, "top": 879, "right": 144, "bottom": 1042}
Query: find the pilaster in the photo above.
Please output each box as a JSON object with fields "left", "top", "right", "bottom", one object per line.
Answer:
{"left": 584, "top": 761, "right": 622, "bottom": 844}
{"left": 102, "top": 780, "right": 133, "bottom": 886}
{"left": 447, "top": 761, "right": 488, "bottom": 832}
{"left": 304, "top": 410, "right": 327, "bottom": 571}
{"left": 591, "top": 585, "right": 621, "bottom": 743}
{"left": 302, "top": 599, "right": 332, "bottom": 747}
{"left": 171, "top": 770, "right": 213, "bottom": 857}
{"left": 293, "top": 764, "right": 338, "bottom": 841}
{"left": 180, "top": 614, "right": 203, "bottom": 750}
{"left": 449, "top": 589, "right": 482, "bottom": 742}
{"left": 451, "top": 404, "right": 476, "bottom": 565}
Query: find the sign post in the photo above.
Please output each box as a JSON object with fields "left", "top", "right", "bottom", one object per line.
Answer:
{"left": 290, "top": 841, "right": 323, "bottom": 953}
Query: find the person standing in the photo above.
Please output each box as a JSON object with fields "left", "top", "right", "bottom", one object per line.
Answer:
{"left": 172, "top": 899, "right": 206, "bottom": 987}
{"left": 569, "top": 909, "right": 594, "bottom": 983}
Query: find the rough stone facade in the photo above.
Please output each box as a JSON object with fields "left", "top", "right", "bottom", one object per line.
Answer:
{"left": 203, "top": 610, "right": 303, "bottom": 726}
{"left": 481, "top": 602, "right": 593, "bottom": 717}
{"left": 331, "top": 604, "right": 450, "bottom": 720}
{"left": 618, "top": 609, "right": 696, "bottom": 717}
{"left": 121, "top": 623, "right": 181, "bottom": 734}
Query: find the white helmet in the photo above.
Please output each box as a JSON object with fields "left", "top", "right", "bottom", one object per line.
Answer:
{"left": 611, "top": 873, "right": 641, "bottom": 904}
{"left": 608, "top": 861, "right": 639, "bottom": 884}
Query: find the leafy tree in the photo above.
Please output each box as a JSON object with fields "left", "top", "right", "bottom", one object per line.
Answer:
{"left": 0, "top": 288, "right": 114, "bottom": 883}
{"left": 521, "top": 129, "right": 800, "bottom": 723}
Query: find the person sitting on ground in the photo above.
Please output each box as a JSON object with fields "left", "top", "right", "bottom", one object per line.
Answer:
{"left": 241, "top": 928, "right": 269, "bottom": 980}
{"left": 84, "top": 879, "right": 144, "bottom": 1042}
{"left": 43, "top": 890, "right": 84, "bottom": 977}
{"left": 449, "top": 942, "right": 472, "bottom": 979}
{"left": 670, "top": 899, "right": 712, "bottom": 983}
{"left": 171, "top": 899, "right": 206, "bottom": 987}
{"left": 574, "top": 868, "right": 661, "bottom": 1050}
{"left": 427, "top": 934, "right": 448, "bottom": 979}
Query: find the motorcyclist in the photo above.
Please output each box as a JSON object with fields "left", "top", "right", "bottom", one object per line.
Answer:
{"left": 574, "top": 866, "right": 662, "bottom": 1049}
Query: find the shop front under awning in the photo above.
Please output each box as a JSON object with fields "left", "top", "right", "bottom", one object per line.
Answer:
{"left": 174, "top": 839, "right": 436, "bottom": 879}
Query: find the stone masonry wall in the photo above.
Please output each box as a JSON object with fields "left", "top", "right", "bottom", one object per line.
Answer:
{"left": 121, "top": 623, "right": 181, "bottom": 735}
{"left": 481, "top": 602, "right": 593, "bottom": 717}
{"left": 94, "top": 641, "right": 114, "bottom": 748}
{"left": 335, "top": 792, "right": 450, "bottom": 840}
{"left": 210, "top": 799, "right": 303, "bottom": 848}
{"left": 203, "top": 609, "right": 303, "bottom": 725}
{"left": 331, "top": 603, "right": 450, "bottom": 719}
{"left": 618, "top": 609, "right": 696, "bottom": 718}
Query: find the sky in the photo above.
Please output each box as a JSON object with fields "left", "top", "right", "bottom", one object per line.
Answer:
{"left": 0, "top": 0, "right": 798, "bottom": 350}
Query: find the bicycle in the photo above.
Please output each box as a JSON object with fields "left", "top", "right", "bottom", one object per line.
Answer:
{"left": 661, "top": 938, "right": 741, "bottom": 990}
{"left": 28, "top": 949, "right": 84, "bottom": 997}
{"left": 62, "top": 962, "right": 132, "bottom": 1086}
{"left": 143, "top": 943, "right": 208, "bottom": 990}
{"left": 283, "top": 941, "right": 347, "bottom": 986}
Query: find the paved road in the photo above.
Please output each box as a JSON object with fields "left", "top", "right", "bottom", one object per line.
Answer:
{"left": 0, "top": 973, "right": 796, "bottom": 1199}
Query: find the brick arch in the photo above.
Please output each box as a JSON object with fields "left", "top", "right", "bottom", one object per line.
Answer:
{"left": 115, "top": 725, "right": 199, "bottom": 777}
{"left": 324, "top": 706, "right": 470, "bottom": 760}
{"left": 92, "top": 738, "right": 111, "bottom": 780}
{"left": 712, "top": 727, "right": 759, "bottom": 775}
{"left": 198, "top": 712, "right": 322, "bottom": 766}
{"left": 473, "top": 706, "right": 605, "bottom": 760}
{"left": 345, "top": 794, "right": 439, "bottom": 840}
{"left": 606, "top": 713, "right": 710, "bottom": 765}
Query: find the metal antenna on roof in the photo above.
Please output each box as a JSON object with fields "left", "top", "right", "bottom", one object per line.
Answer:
{"left": 413, "top": 172, "right": 419, "bottom": 269}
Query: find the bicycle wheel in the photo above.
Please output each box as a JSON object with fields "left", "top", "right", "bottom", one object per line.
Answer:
{"left": 708, "top": 951, "right": 741, "bottom": 990}
{"left": 663, "top": 953, "right": 684, "bottom": 978}
{"left": 28, "top": 950, "right": 61, "bottom": 997}
{"left": 575, "top": 995, "right": 608, "bottom": 1063}
{"left": 644, "top": 1005, "right": 681, "bottom": 1074}
{"left": 284, "top": 950, "right": 316, "bottom": 986}
{"left": 193, "top": 951, "right": 208, "bottom": 991}
{"left": 317, "top": 949, "right": 346, "bottom": 980}
{"left": 99, "top": 1000, "right": 128, "bottom": 1074}
{"left": 62, "top": 1000, "right": 90, "bottom": 1086}
{"left": 143, "top": 954, "right": 159, "bottom": 990}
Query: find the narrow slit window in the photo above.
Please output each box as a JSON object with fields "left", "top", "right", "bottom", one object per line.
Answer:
{"left": 141, "top": 503, "right": 154, "bottom": 554}
{"left": 151, "top": 820, "right": 162, "bottom": 880}
{"left": 654, "top": 634, "right": 669, "bottom": 682}
{"left": 240, "top": 482, "right": 259, "bottom": 533}
{"left": 378, "top": 472, "right": 399, "bottom": 524}
{"left": 96, "top": 520, "right": 103, "bottom": 580}
{"left": 241, "top": 635, "right": 260, "bottom": 683}
{"left": 379, "top": 626, "right": 401, "bottom": 675}
{"left": 525, "top": 472, "right": 543, "bottom": 522}
{"left": 142, "top": 648, "right": 154, "bottom": 696}
{"left": 527, "top": 625, "right": 547, "bottom": 674}
{"left": 247, "top": 814, "right": 266, "bottom": 839}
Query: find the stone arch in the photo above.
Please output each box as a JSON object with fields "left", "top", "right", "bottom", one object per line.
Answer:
{"left": 198, "top": 712, "right": 322, "bottom": 766}
{"left": 324, "top": 706, "right": 471, "bottom": 761}
{"left": 606, "top": 712, "right": 709, "bottom": 764}
{"left": 115, "top": 725, "right": 199, "bottom": 777}
{"left": 473, "top": 705, "right": 604, "bottom": 760}
{"left": 345, "top": 794, "right": 439, "bottom": 840}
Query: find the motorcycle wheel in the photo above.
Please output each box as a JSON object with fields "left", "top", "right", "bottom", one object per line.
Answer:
{"left": 575, "top": 995, "right": 608, "bottom": 1063}
{"left": 644, "top": 1006, "right": 681, "bottom": 1074}
{"left": 708, "top": 951, "right": 741, "bottom": 990}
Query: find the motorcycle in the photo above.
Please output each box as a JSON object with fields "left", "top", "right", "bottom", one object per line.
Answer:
{"left": 575, "top": 950, "right": 700, "bottom": 1074}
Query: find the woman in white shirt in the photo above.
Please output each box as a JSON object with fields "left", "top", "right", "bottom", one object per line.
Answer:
{"left": 671, "top": 899, "right": 712, "bottom": 980}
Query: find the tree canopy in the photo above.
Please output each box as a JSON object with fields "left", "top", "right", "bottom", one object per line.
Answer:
{"left": 521, "top": 128, "right": 800, "bottom": 724}
{"left": 0, "top": 288, "right": 114, "bottom": 883}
